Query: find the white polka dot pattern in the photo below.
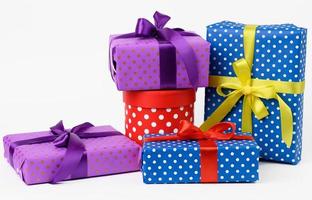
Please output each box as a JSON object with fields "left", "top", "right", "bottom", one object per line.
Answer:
{"left": 205, "top": 21, "right": 307, "bottom": 164}
{"left": 142, "top": 133, "right": 260, "bottom": 184}
{"left": 217, "top": 140, "right": 260, "bottom": 182}
{"left": 125, "top": 104, "right": 194, "bottom": 145}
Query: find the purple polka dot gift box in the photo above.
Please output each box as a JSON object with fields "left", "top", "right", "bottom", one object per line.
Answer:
{"left": 3, "top": 121, "right": 141, "bottom": 185}
{"left": 109, "top": 11, "right": 210, "bottom": 91}
{"left": 141, "top": 120, "right": 260, "bottom": 184}
{"left": 202, "top": 21, "right": 307, "bottom": 164}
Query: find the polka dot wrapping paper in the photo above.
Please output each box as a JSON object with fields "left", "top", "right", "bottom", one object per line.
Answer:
{"left": 3, "top": 126, "right": 141, "bottom": 185}
{"left": 204, "top": 21, "right": 307, "bottom": 164}
{"left": 142, "top": 133, "right": 260, "bottom": 184}
{"left": 123, "top": 89, "right": 195, "bottom": 145}
{"left": 109, "top": 35, "right": 210, "bottom": 91}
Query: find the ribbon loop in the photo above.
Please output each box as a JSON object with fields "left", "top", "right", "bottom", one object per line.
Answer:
{"left": 207, "top": 122, "right": 236, "bottom": 140}
{"left": 71, "top": 122, "right": 94, "bottom": 134}
{"left": 178, "top": 120, "right": 203, "bottom": 140}
{"left": 233, "top": 58, "right": 251, "bottom": 86}
{"left": 135, "top": 18, "right": 156, "bottom": 37}
{"left": 153, "top": 11, "right": 170, "bottom": 29}
{"left": 50, "top": 120, "right": 66, "bottom": 136}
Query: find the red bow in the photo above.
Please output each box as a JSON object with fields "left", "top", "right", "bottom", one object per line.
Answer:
{"left": 144, "top": 120, "right": 253, "bottom": 142}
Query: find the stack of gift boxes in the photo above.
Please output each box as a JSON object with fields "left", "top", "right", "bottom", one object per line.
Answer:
{"left": 109, "top": 11, "right": 210, "bottom": 146}
{"left": 3, "top": 11, "right": 307, "bottom": 185}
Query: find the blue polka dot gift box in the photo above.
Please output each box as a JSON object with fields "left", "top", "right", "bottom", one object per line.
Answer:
{"left": 202, "top": 21, "right": 307, "bottom": 164}
{"left": 141, "top": 120, "right": 260, "bottom": 184}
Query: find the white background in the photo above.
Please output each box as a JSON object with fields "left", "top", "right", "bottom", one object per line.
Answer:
{"left": 0, "top": 0, "right": 311, "bottom": 199}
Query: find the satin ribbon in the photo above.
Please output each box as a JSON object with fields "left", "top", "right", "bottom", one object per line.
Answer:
{"left": 200, "top": 25, "right": 305, "bottom": 148}
{"left": 109, "top": 11, "right": 199, "bottom": 88}
{"left": 8, "top": 121, "right": 122, "bottom": 183}
{"left": 145, "top": 120, "right": 253, "bottom": 182}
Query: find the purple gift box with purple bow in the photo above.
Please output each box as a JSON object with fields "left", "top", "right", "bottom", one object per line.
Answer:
{"left": 3, "top": 121, "right": 141, "bottom": 185}
{"left": 109, "top": 11, "right": 211, "bottom": 91}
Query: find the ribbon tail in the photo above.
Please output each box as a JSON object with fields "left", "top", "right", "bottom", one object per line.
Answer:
{"left": 51, "top": 133, "right": 86, "bottom": 183}
{"left": 200, "top": 91, "right": 243, "bottom": 131}
{"left": 158, "top": 28, "right": 198, "bottom": 87}
{"left": 241, "top": 95, "right": 253, "bottom": 133}
{"left": 276, "top": 95, "right": 293, "bottom": 148}
{"left": 251, "top": 96, "right": 269, "bottom": 120}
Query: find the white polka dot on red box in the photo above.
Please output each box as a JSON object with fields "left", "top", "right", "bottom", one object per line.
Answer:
{"left": 123, "top": 89, "right": 196, "bottom": 145}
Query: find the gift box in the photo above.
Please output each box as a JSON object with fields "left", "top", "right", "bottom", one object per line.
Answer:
{"left": 141, "top": 120, "right": 260, "bottom": 184}
{"left": 3, "top": 121, "right": 141, "bottom": 185}
{"left": 109, "top": 11, "right": 210, "bottom": 91}
{"left": 202, "top": 21, "right": 307, "bottom": 164}
{"left": 123, "top": 89, "right": 195, "bottom": 145}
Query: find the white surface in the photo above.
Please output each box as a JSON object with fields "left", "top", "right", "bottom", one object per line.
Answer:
{"left": 0, "top": 0, "right": 311, "bottom": 199}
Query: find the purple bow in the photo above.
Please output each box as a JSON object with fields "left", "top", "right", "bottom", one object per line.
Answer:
{"left": 109, "top": 11, "right": 199, "bottom": 88}
{"left": 49, "top": 121, "right": 92, "bottom": 183}
{"left": 135, "top": 11, "right": 171, "bottom": 37}
{"left": 8, "top": 121, "right": 121, "bottom": 183}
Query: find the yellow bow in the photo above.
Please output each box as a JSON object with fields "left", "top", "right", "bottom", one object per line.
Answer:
{"left": 200, "top": 25, "right": 305, "bottom": 148}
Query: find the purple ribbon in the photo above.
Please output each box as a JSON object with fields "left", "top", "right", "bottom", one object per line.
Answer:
{"left": 8, "top": 121, "right": 122, "bottom": 183}
{"left": 109, "top": 11, "right": 199, "bottom": 88}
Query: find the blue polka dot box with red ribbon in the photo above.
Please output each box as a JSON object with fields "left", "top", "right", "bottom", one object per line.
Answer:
{"left": 141, "top": 120, "right": 260, "bottom": 184}
{"left": 201, "top": 21, "right": 307, "bottom": 164}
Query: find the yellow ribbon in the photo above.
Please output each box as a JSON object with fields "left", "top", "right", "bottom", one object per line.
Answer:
{"left": 200, "top": 25, "right": 305, "bottom": 148}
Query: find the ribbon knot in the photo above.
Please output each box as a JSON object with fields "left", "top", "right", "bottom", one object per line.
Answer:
{"left": 242, "top": 85, "right": 252, "bottom": 95}
{"left": 53, "top": 132, "right": 70, "bottom": 147}
{"left": 50, "top": 120, "right": 93, "bottom": 148}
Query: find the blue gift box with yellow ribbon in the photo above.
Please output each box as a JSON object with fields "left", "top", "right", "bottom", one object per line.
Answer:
{"left": 202, "top": 21, "right": 307, "bottom": 164}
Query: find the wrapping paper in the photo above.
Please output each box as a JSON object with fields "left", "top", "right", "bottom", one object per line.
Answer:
{"left": 142, "top": 133, "right": 260, "bottom": 184}
{"left": 110, "top": 35, "right": 210, "bottom": 91}
{"left": 3, "top": 126, "right": 141, "bottom": 184}
{"left": 204, "top": 21, "right": 307, "bottom": 164}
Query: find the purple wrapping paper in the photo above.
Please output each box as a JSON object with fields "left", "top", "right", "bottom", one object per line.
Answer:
{"left": 110, "top": 35, "right": 210, "bottom": 91}
{"left": 3, "top": 126, "right": 141, "bottom": 185}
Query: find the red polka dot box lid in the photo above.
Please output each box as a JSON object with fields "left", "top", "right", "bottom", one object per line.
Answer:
{"left": 123, "top": 89, "right": 196, "bottom": 145}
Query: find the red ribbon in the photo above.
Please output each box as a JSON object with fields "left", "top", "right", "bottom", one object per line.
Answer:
{"left": 144, "top": 120, "right": 254, "bottom": 182}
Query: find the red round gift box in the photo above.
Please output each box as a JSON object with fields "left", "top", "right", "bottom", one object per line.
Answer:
{"left": 123, "top": 89, "right": 196, "bottom": 145}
